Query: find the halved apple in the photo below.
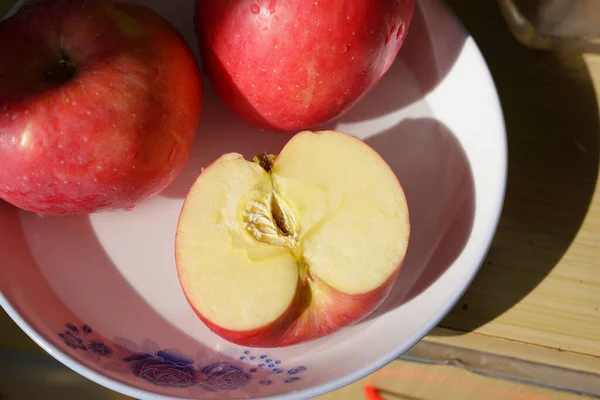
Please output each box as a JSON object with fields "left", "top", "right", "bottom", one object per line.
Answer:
{"left": 175, "top": 130, "right": 410, "bottom": 347}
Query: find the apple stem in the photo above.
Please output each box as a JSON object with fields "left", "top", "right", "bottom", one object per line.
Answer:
{"left": 253, "top": 153, "right": 277, "bottom": 173}
{"left": 44, "top": 53, "right": 76, "bottom": 83}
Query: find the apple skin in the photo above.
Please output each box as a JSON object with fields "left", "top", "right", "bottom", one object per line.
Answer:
{"left": 183, "top": 270, "right": 402, "bottom": 348}
{"left": 0, "top": 0, "right": 202, "bottom": 215}
{"left": 194, "top": 0, "right": 414, "bottom": 132}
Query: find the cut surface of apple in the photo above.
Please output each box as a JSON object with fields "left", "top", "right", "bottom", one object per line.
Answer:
{"left": 176, "top": 130, "right": 410, "bottom": 347}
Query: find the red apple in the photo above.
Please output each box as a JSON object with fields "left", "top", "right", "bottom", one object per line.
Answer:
{"left": 176, "top": 131, "right": 410, "bottom": 347}
{"left": 0, "top": 0, "right": 202, "bottom": 215}
{"left": 194, "top": 0, "right": 414, "bottom": 132}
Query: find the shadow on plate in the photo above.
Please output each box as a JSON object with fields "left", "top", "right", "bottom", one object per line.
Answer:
{"left": 362, "top": 117, "right": 475, "bottom": 322}
{"left": 160, "top": 0, "right": 468, "bottom": 199}
{"left": 433, "top": 0, "right": 600, "bottom": 334}
{"left": 8, "top": 208, "right": 271, "bottom": 398}
{"left": 159, "top": 87, "right": 296, "bottom": 199}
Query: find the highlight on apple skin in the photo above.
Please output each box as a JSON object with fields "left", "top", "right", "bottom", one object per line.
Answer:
{"left": 175, "top": 130, "right": 410, "bottom": 347}
{"left": 0, "top": 0, "right": 203, "bottom": 215}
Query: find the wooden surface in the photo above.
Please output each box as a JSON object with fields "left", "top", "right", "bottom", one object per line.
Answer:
{"left": 432, "top": 0, "right": 600, "bottom": 365}
{"left": 319, "top": 359, "right": 589, "bottom": 400}
{"left": 2, "top": 0, "right": 600, "bottom": 399}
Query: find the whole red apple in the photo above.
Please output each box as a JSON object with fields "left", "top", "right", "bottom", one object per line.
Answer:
{"left": 194, "top": 0, "right": 414, "bottom": 132}
{"left": 0, "top": 0, "right": 202, "bottom": 215}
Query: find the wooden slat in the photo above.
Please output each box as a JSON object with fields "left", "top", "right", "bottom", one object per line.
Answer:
{"left": 437, "top": 0, "right": 600, "bottom": 359}
{"left": 426, "top": 327, "right": 600, "bottom": 376}
{"left": 316, "top": 358, "right": 592, "bottom": 400}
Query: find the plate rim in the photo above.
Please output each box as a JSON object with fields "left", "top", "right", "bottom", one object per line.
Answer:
{"left": 0, "top": 0, "right": 508, "bottom": 398}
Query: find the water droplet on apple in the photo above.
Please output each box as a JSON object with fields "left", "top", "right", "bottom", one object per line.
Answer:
{"left": 396, "top": 22, "right": 404, "bottom": 39}
{"left": 385, "top": 25, "right": 395, "bottom": 45}
{"left": 250, "top": 4, "right": 260, "bottom": 14}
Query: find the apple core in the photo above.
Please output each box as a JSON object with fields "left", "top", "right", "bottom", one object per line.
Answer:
{"left": 243, "top": 153, "right": 310, "bottom": 285}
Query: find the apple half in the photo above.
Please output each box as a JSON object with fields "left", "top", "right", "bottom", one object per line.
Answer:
{"left": 175, "top": 130, "right": 410, "bottom": 347}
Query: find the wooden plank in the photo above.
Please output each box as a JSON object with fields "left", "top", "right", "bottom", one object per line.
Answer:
{"left": 436, "top": 0, "right": 600, "bottom": 358}
{"left": 409, "top": 336, "right": 600, "bottom": 397}
{"left": 426, "top": 327, "right": 600, "bottom": 376}
{"left": 316, "top": 358, "right": 593, "bottom": 400}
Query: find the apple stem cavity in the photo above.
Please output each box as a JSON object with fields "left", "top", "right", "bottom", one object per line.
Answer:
{"left": 44, "top": 53, "right": 76, "bottom": 83}
{"left": 297, "top": 258, "right": 312, "bottom": 286}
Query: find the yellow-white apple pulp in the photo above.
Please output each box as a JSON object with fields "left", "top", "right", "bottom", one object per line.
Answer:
{"left": 176, "top": 131, "right": 409, "bottom": 332}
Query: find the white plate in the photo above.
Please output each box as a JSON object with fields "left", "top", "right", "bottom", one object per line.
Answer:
{"left": 0, "top": 0, "right": 506, "bottom": 399}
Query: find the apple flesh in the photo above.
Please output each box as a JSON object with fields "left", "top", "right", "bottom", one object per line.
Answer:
{"left": 0, "top": 0, "right": 202, "bottom": 215}
{"left": 194, "top": 0, "right": 414, "bottom": 132}
{"left": 176, "top": 130, "right": 410, "bottom": 347}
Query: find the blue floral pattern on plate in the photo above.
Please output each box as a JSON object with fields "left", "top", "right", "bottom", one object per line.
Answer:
{"left": 57, "top": 322, "right": 307, "bottom": 393}
{"left": 123, "top": 350, "right": 198, "bottom": 388}
{"left": 58, "top": 323, "right": 112, "bottom": 356}
{"left": 199, "top": 362, "right": 251, "bottom": 391}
